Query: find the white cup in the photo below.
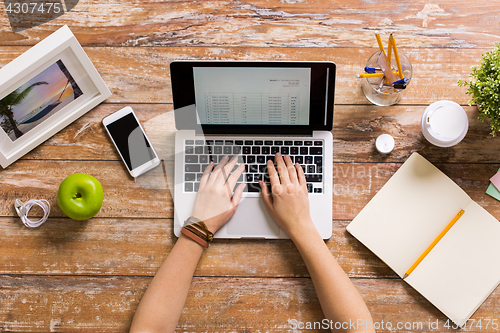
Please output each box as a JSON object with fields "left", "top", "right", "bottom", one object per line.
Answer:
{"left": 421, "top": 101, "right": 468, "bottom": 147}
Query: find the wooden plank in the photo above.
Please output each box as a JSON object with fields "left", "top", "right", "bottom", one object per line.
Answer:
{"left": 0, "top": 218, "right": 174, "bottom": 276}
{"left": 332, "top": 105, "right": 500, "bottom": 163}
{"left": 1, "top": 1, "right": 500, "bottom": 48}
{"left": 333, "top": 162, "right": 500, "bottom": 221}
{"left": 0, "top": 160, "right": 172, "bottom": 219}
{"left": 0, "top": 275, "right": 140, "bottom": 332}
{"left": 2, "top": 160, "right": 499, "bottom": 220}
{"left": 0, "top": 217, "right": 393, "bottom": 278}
{"left": 0, "top": 47, "right": 485, "bottom": 105}
{"left": 15, "top": 103, "right": 500, "bottom": 164}
{"left": 1, "top": 275, "right": 499, "bottom": 332}
{"left": 21, "top": 104, "right": 173, "bottom": 162}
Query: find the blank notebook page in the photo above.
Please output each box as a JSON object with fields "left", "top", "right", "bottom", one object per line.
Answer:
{"left": 405, "top": 200, "right": 500, "bottom": 323}
{"left": 347, "top": 153, "right": 472, "bottom": 277}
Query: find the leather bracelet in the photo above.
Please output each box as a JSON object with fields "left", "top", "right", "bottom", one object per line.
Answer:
{"left": 182, "top": 216, "right": 214, "bottom": 248}
{"left": 181, "top": 227, "right": 209, "bottom": 248}
{"left": 185, "top": 223, "right": 214, "bottom": 242}
{"left": 184, "top": 224, "right": 207, "bottom": 241}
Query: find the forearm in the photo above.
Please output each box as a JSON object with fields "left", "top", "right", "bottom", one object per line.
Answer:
{"left": 130, "top": 234, "right": 204, "bottom": 333}
{"left": 290, "top": 224, "right": 375, "bottom": 333}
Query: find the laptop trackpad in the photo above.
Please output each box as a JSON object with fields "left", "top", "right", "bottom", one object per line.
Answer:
{"left": 227, "top": 197, "right": 280, "bottom": 237}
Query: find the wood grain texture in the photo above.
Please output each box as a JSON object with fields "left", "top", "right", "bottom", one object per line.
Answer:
{"left": 332, "top": 162, "right": 500, "bottom": 221}
{"left": 1, "top": 160, "right": 499, "bottom": 221}
{"left": 0, "top": 160, "right": 172, "bottom": 219}
{"left": 332, "top": 105, "right": 500, "bottom": 164}
{"left": 1, "top": 1, "right": 500, "bottom": 48}
{"left": 20, "top": 104, "right": 173, "bottom": 162}
{"left": 13, "top": 103, "right": 500, "bottom": 164}
{"left": 1, "top": 275, "right": 499, "bottom": 332}
{"left": 0, "top": 217, "right": 174, "bottom": 276}
{"left": 0, "top": 47, "right": 485, "bottom": 105}
{"left": 0, "top": 217, "right": 393, "bottom": 278}
{"left": 2, "top": 1, "right": 500, "bottom": 331}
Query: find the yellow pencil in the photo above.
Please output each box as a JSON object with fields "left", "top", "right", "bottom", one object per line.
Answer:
{"left": 375, "top": 33, "right": 387, "bottom": 58}
{"left": 390, "top": 34, "right": 404, "bottom": 79}
{"left": 357, "top": 73, "right": 385, "bottom": 78}
{"left": 387, "top": 35, "right": 392, "bottom": 63}
{"left": 356, "top": 72, "right": 399, "bottom": 78}
{"left": 403, "top": 209, "right": 465, "bottom": 279}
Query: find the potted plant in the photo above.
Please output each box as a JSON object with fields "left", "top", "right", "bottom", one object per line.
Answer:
{"left": 458, "top": 43, "right": 500, "bottom": 136}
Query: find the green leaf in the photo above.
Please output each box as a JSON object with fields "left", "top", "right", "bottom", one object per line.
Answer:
{"left": 459, "top": 42, "right": 500, "bottom": 135}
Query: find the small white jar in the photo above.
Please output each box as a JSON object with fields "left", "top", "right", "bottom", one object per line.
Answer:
{"left": 421, "top": 100, "right": 468, "bottom": 147}
{"left": 375, "top": 134, "right": 395, "bottom": 154}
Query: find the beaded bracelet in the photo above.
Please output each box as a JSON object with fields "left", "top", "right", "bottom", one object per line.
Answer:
{"left": 181, "top": 216, "right": 214, "bottom": 248}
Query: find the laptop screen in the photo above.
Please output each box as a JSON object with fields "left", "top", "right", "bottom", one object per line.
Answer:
{"left": 171, "top": 61, "right": 335, "bottom": 134}
{"left": 193, "top": 67, "right": 311, "bottom": 125}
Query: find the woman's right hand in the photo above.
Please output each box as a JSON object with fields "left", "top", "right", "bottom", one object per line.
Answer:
{"left": 259, "top": 153, "right": 315, "bottom": 239}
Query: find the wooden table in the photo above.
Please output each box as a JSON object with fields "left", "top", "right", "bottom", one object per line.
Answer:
{"left": 1, "top": 1, "right": 500, "bottom": 332}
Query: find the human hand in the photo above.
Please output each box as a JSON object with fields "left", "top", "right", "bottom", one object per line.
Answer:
{"left": 259, "top": 153, "right": 314, "bottom": 239}
{"left": 191, "top": 156, "right": 246, "bottom": 233}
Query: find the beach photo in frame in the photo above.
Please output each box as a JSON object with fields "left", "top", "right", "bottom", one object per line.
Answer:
{"left": 0, "top": 25, "right": 111, "bottom": 168}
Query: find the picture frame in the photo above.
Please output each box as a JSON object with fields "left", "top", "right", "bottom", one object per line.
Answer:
{"left": 0, "top": 25, "right": 111, "bottom": 168}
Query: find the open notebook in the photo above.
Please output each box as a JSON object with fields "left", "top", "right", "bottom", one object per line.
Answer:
{"left": 347, "top": 153, "right": 500, "bottom": 326}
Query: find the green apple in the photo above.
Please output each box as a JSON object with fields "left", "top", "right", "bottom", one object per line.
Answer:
{"left": 57, "top": 173, "right": 104, "bottom": 220}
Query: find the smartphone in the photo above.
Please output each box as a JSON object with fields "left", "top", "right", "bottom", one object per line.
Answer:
{"left": 103, "top": 106, "right": 160, "bottom": 177}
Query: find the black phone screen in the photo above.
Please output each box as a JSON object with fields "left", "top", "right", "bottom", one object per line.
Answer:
{"left": 106, "top": 113, "right": 156, "bottom": 171}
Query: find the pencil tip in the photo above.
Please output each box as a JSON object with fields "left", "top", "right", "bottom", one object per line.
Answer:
{"left": 403, "top": 273, "right": 409, "bottom": 279}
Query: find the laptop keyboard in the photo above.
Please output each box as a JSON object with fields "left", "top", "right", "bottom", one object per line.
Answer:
{"left": 183, "top": 138, "right": 324, "bottom": 194}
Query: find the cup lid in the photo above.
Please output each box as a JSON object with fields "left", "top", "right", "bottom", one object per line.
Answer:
{"left": 421, "top": 101, "right": 468, "bottom": 147}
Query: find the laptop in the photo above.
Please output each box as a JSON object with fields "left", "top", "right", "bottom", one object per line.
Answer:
{"left": 170, "top": 61, "right": 335, "bottom": 239}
